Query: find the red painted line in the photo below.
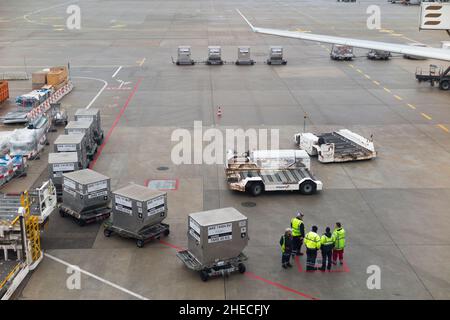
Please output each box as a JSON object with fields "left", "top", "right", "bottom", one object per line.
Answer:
{"left": 295, "top": 255, "right": 303, "bottom": 273}
{"left": 244, "top": 271, "right": 319, "bottom": 300}
{"left": 159, "top": 239, "right": 185, "bottom": 252}
{"left": 295, "top": 252, "right": 350, "bottom": 273}
{"left": 90, "top": 78, "right": 143, "bottom": 169}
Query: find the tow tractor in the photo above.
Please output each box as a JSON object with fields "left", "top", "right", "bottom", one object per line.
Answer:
{"left": 225, "top": 149, "right": 323, "bottom": 196}
{"left": 415, "top": 64, "right": 450, "bottom": 91}
{"left": 294, "top": 129, "right": 376, "bottom": 163}
{"left": 330, "top": 45, "right": 354, "bottom": 61}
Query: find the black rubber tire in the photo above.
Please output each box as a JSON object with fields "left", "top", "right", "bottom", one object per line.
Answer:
{"left": 78, "top": 219, "right": 86, "bottom": 227}
{"left": 267, "top": 61, "right": 271, "bottom": 65}
{"left": 439, "top": 80, "right": 450, "bottom": 91}
{"left": 59, "top": 210, "right": 66, "bottom": 218}
{"left": 238, "top": 263, "right": 246, "bottom": 274}
{"left": 299, "top": 180, "right": 317, "bottom": 195}
{"left": 136, "top": 239, "right": 145, "bottom": 248}
{"left": 248, "top": 183, "right": 264, "bottom": 197}
{"left": 200, "top": 270, "right": 209, "bottom": 282}
{"left": 164, "top": 229, "right": 170, "bottom": 236}
{"left": 104, "top": 229, "right": 112, "bottom": 237}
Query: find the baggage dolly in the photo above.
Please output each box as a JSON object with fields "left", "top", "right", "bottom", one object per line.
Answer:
{"left": 103, "top": 221, "right": 170, "bottom": 248}
{"left": 176, "top": 250, "right": 248, "bottom": 282}
{"left": 59, "top": 204, "right": 111, "bottom": 226}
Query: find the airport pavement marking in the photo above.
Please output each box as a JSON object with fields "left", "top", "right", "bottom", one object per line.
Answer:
{"left": 23, "top": 0, "right": 78, "bottom": 26}
{"left": 437, "top": 124, "right": 450, "bottom": 133}
{"left": 383, "top": 87, "right": 391, "bottom": 93}
{"left": 90, "top": 77, "right": 143, "bottom": 169}
{"left": 138, "top": 58, "right": 146, "bottom": 67}
{"left": 373, "top": 80, "right": 380, "bottom": 86}
{"left": 72, "top": 76, "right": 109, "bottom": 110}
{"left": 421, "top": 112, "right": 432, "bottom": 120}
{"left": 158, "top": 240, "right": 318, "bottom": 300}
{"left": 44, "top": 253, "right": 150, "bottom": 300}
{"left": 407, "top": 103, "right": 416, "bottom": 110}
{"left": 112, "top": 66, "right": 123, "bottom": 78}
{"left": 394, "top": 95, "right": 403, "bottom": 101}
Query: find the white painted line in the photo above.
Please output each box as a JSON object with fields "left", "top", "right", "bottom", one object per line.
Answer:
{"left": 112, "top": 66, "right": 122, "bottom": 78}
{"left": 72, "top": 76, "right": 108, "bottom": 109}
{"left": 44, "top": 253, "right": 149, "bottom": 300}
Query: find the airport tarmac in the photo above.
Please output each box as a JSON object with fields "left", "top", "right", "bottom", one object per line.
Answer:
{"left": 1, "top": 0, "right": 450, "bottom": 300}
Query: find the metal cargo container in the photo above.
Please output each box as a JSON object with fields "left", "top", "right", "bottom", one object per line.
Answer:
{"left": 62, "top": 169, "right": 110, "bottom": 214}
{"left": 188, "top": 207, "right": 248, "bottom": 265}
{"left": 48, "top": 152, "right": 80, "bottom": 189}
{"left": 64, "top": 120, "right": 95, "bottom": 156}
{"left": 176, "top": 46, "right": 194, "bottom": 65}
{"left": 111, "top": 184, "right": 167, "bottom": 234}
{"left": 54, "top": 134, "right": 88, "bottom": 168}
{"left": 74, "top": 108, "right": 103, "bottom": 144}
{"left": 236, "top": 46, "right": 254, "bottom": 65}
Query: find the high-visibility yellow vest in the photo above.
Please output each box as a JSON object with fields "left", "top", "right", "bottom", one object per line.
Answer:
{"left": 333, "top": 228, "right": 346, "bottom": 250}
{"left": 291, "top": 218, "right": 303, "bottom": 237}
{"left": 280, "top": 235, "right": 287, "bottom": 253}
{"left": 321, "top": 234, "right": 334, "bottom": 246}
{"left": 304, "top": 231, "right": 321, "bottom": 250}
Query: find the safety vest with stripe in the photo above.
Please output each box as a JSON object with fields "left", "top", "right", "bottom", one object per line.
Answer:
{"left": 333, "top": 228, "right": 346, "bottom": 250}
{"left": 321, "top": 234, "right": 335, "bottom": 247}
{"left": 291, "top": 218, "right": 303, "bottom": 237}
{"left": 304, "top": 231, "right": 321, "bottom": 250}
{"left": 280, "top": 235, "right": 288, "bottom": 253}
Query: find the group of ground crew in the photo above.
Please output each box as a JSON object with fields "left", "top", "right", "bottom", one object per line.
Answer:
{"left": 279, "top": 212, "right": 346, "bottom": 271}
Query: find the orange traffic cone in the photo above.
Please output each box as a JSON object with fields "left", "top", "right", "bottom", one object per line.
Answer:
{"left": 217, "top": 106, "right": 222, "bottom": 117}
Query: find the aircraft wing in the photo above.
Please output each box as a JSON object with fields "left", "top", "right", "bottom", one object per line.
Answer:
{"left": 236, "top": 9, "right": 450, "bottom": 62}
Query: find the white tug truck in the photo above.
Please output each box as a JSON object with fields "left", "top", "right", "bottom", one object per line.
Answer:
{"left": 225, "top": 149, "right": 323, "bottom": 196}
{"left": 294, "top": 129, "right": 376, "bottom": 163}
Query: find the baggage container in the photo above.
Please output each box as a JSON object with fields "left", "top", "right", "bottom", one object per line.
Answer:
{"left": 187, "top": 207, "right": 249, "bottom": 265}
{"left": 74, "top": 108, "right": 104, "bottom": 144}
{"left": 62, "top": 169, "right": 110, "bottom": 214}
{"left": 64, "top": 120, "right": 96, "bottom": 158}
{"left": 0, "top": 81, "right": 9, "bottom": 103}
{"left": 111, "top": 184, "right": 167, "bottom": 234}
{"left": 54, "top": 134, "right": 89, "bottom": 168}
{"left": 48, "top": 152, "right": 80, "bottom": 191}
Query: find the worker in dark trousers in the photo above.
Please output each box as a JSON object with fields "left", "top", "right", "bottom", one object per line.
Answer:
{"left": 332, "top": 222, "right": 346, "bottom": 265}
{"left": 319, "top": 227, "right": 335, "bottom": 272}
{"left": 290, "top": 212, "right": 305, "bottom": 257}
{"left": 280, "top": 228, "right": 293, "bottom": 269}
{"left": 304, "top": 226, "right": 321, "bottom": 271}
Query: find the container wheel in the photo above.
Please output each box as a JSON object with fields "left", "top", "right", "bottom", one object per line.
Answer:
{"left": 136, "top": 239, "right": 145, "bottom": 248}
{"left": 299, "top": 180, "right": 317, "bottom": 195}
{"left": 238, "top": 263, "right": 246, "bottom": 274}
{"left": 248, "top": 182, "right": 264, "bottom": 197}
{"left": 200, "top": 270, "right": 209, "bottom": 282}
{"left": 59, "top": 210, "right": 66, "bottom": 218}
{"left": 439, "top": 80, "right": 450, "bottom": 91}
{"left": 78, "top": 219, "right": 86, "bottom": 227}
{"left": 164, "top": 229, "right": 170, "bottom": 236}
{"left": 104, "top": 229, "right": 112, "bottom": 237}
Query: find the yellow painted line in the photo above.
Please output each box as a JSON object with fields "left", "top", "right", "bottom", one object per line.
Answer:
{"left": 356, "top": 69, "right": 363, "bottom": 73}
{"left": 394, "top": 95, "right": 403, "bottom": 101}
{"left": 437, "top": 124, "right": 450, "bottom": 133}
{"left": 390, "top": 33, "right": 403, "bottom": 37}
{"left": 139, "top": 57, "right": 146, "bottom": 67}
{"left": 407, "top": 103, "right": 416, "bottom": 110}
{"left": 383, "top": 87, "right": 391, "bottom": 93}
{"left": 111, "top": 24, "right": 127, "bottom": 28}
{"left": 348, "top": 64, "right": 354, "bottom": 68}
{"left": 421, "top": 113, "right": 432, "bottom": 120}
{"left": 52, "top": 25, "right": 65, "bottom": 27}
{"left": 364, "top": 74, "right": 371, "bottom": 79}
{"left": 53, "top": 28, "right": 65, "bottom": 31}
{"left": 379, "top": 29, "right": 394, "bottom": 33}
{"left": 373, "top": 80, "right": 380, "bottom": 85}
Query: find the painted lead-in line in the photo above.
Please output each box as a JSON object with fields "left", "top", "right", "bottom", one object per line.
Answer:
{"left": 112, "top": 66, "right": 122, "bottom": 78}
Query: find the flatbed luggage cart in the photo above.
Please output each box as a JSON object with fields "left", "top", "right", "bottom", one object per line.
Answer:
{"left": 59, "top": 203, "right": 111, "bottom": 226}
{"left": 103, "top": 221, "right": 170, "bottom": 248}
{"left": 176, "top": 250, "right": 248, "bottom": 282}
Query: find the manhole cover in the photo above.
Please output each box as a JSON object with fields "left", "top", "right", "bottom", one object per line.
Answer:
{"left": 157, "top": 166, "right": 169, "bottom": 171}
{"left": 241, "top": 202, "right": 256, "bottom": 208}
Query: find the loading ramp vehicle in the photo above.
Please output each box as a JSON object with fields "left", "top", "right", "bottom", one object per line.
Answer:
{"left": 416, "top": 64, "right": 450, "bottom": 90}
{"left": 294, "top": 129, "right": 376, "bottom": 163}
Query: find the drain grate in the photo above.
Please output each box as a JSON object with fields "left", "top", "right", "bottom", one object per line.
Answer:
{"left": 157, "top": 166, "right": 169, "bottom": 171}
{"left": 241, "top": 201, "right": 256, "bottom": 208}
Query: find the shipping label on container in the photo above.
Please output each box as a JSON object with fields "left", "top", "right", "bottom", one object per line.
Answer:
{"left": 63, "top": 178, "right": 76, "bottom": 190}
{"left": 87, "top": 180, "right": 107, "bottom": 192}
{"left": 115, "top": 204, "right": 132, "bottom": 215}
{"left": 68, "top": 129, "right": 85, "bottom": 134}
{"left": 53, "top": 163, "right": 75, "bottom": 172}
{"left": 115, "top": 195, "right": 132, "bottom": 215}
{"left": 63, "top": 186, "right": 77, "bottom": 198}
{"left": 146, "top": 195, "right": 165, "bottom": 216}
{"left": 239, "top": 220, "right": 247, "bottom": 227}
{"left": 57, "top": 144, "right": 77, "bottom": 152}
{"left": 207, "top": 223, "right": 233, "bottom": 243}
{"left": 88, "top": 190, "right": 108, "bottom": 199}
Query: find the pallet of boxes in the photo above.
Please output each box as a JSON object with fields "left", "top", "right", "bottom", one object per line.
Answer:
{"left": 103, "top": 184, "right": 170, "bottom": 248}
{"left": 59, "top": 169, "right": 111, "bottom": 226}
{"left": 32, "top": 66, "right": 68, "bottom": 91}
{"left": 176, "top": 207, "right": 249, "bottom": 281}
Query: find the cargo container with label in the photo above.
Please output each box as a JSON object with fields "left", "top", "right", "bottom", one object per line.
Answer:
{"left": 74, "top": 108, "right": 104, "bottom": 145}
{"left": 54, "top": 134, "right": 89, "bottom": 169}
{"left": 48, "top": 152, "right": 80, "bottom": 195}
{"left": 64, "top": 120, "right": 96, "bottom": 159}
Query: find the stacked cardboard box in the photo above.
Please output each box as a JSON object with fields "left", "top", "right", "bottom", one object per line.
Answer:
{"left": 31, "top": 71, "right": 47, "bottom": 89}
{"left": 47, "top": 66, "right": 68, "bottom": 86}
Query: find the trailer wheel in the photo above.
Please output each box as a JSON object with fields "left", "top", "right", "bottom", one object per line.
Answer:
{"left": 78, "top": 219, "right": 86, "bottom": 227}
{"left": 136, "top": 239, "right": 145, "bottom": 248}
{"left": 164, "top": 229, "right": 170, "bottom": 236}
{"left": 439, "top": 80, "right": 450, "bottom": 91}
{"left": 104, "top": 229, "right": 112, "bottom": 237}
{"left": 248, "top": 182, "right": 264, "bottom": 197}
{"left": 59, "top": 210, "right": 66, "bottom": 218}
{"left": 200, "top": 270, "right": 209, "bottom": 282}
{"left": 238, "top": 263, "right": 246, "bottom": 274}
{"left": 299, "top": 181, "right": 317, "bottom": 195}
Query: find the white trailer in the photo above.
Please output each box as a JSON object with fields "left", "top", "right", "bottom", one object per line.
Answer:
{"left": 294, "top": 129, "right": 376, "bottom": 163}
{"left": 225, "top": 150, "right": 323, "bottom": 196}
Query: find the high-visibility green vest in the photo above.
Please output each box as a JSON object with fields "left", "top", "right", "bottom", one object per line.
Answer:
{"left": 321, "top": 234, "right": 334, "bottom": 246}
{"left": 291, "top": 218, "right": 303, "bottom": 237}
{"left": 333, "top": 228, "right": 346, "bottom": 250}
{"left": 304, "top": 231, "right": 321, "bottom": 250}
{"left": 280, "top": 235, "right": 287, "bottom": 253}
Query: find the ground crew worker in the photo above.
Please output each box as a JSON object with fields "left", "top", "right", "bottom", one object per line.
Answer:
{"left": 319, "top": 227, "right": 335, "bottom": 272}
{"left": 280, "top": 228, "right": 293, "bottom": 269}
{"left": 332, "top": 222, "right": 346, "bottom": 265}
{"left": 290, "top": 212, "right": 305, "bottom": 257}
{"left": 304, "top": 226, "right": 321, "bottom": 271}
